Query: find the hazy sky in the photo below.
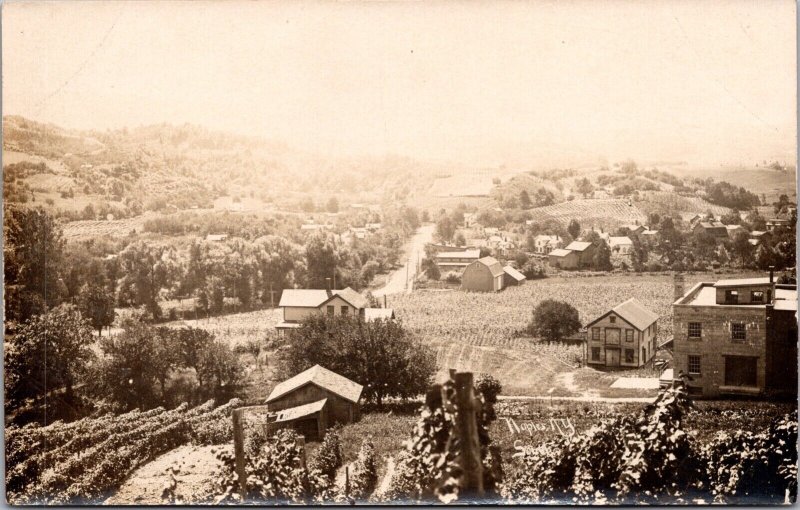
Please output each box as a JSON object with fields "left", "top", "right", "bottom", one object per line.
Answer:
{"left": 3, "top": 0, "right": 796, "bottom": 166}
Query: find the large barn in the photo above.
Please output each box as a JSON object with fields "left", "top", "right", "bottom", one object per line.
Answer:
{"left": 265, "top": 365, "right": 363, "bottom": 441}
{"left": 461, "top": 256, "right": 505, "bottom": 292}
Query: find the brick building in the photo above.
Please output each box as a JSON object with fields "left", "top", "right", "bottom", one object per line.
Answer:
{"left": 672, "top": 273, "right": 797, "bottom": 398}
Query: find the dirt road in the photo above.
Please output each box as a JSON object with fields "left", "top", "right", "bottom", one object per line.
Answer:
{"left": 105, "top": 444, "right": 228, "bottom": 505}
{"left": 374, "top": 224, "right": 434, "bottom": 297}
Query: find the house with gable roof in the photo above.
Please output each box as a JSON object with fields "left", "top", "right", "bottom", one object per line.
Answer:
{"left": 585, "top": 298, "right": 659, "bottom": 368}
{"left": 275, "top": 281, "right": 370, "bottom": 332}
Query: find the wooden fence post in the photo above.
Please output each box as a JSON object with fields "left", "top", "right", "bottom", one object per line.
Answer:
{"left": 453, "top": 372, "right": 484, "bottom": 500}
{"left": 232, "top": 408, "right": 247, "bottom": 499}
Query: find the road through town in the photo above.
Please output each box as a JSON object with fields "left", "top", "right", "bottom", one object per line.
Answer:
{"left": 374, "top": 224, "right": 434, "bottom": 297}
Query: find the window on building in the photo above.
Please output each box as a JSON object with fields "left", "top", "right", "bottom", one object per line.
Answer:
{"left": 625, "top": 329, "right": 634, "bottom": 342}
{"left": 688, "top": 322, "right": 702, "bottom": 339}
{"left": 341, "top": 306, "right": 349, "bottom": 315}
{"left": 642, "top": 347, "right": 646, "bottom": 361}
{"left": 591, "top": 347, "right": 601, "bottom": 360}
{"left": 725, "top": 290, "right": 739, "bottom": 304}
{"left": 625, "top": 349, "right": 634, "bottom": 363}
{"left": 688, "top": 355, "right": 701, "bottom": 375}
{"left": 610, "top": 316, "right": 616, "bottom": 324}
{"left": 731, "top": 322, "right": 746, "bottom": 341}
{"left": 592, "top": 327, "right": 600, "bottom": 340}
{"left": 751, "top": 291, "right": 764, "bottom": 303}
{"left": 327, "top": 305, "right": 334, "bottom": 316}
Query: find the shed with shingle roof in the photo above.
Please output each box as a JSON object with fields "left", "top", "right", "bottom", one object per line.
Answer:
{"left": 461, "top": 256, "right": 506, "bottom": 292}
{"left": 266, "top": 365, "right": 363, "bottom": 432}
{"left": 565, "top": 240, "right": 597, "bottom": 268}
{"left": 503, "top": 265, "right": 526, "bottom": 286}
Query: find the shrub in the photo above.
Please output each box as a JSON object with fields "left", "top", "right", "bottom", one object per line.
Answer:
{"left": 444, "top": 271, "right": 461, "bottom": 284}
{"left": 310, "top": 426, "right": 343, "bottom": 481}
{"left": 349, "top": 439, "right": 378, "bottom": 501}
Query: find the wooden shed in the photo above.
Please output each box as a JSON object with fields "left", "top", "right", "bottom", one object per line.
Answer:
{"left": 503, "top": 265, "right": 526, "bottom": 287}
{"left": 461, "top": 256, "right": 505, "bottom": 292}
{"left": 265, "top": 365, "right": 363, "bottom": 441}
{"left": 548, "top": 248, "right": 580, "bottom": 269}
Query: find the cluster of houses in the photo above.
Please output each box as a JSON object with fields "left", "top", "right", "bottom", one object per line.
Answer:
{"left": 684, "top": 212, "right": 791, "bottom": 247}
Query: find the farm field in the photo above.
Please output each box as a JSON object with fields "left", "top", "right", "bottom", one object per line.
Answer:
{"left": 5, "top": 399, "right": 241, "bottom": 505}
{"left": 60, "top": 215, "right": 151, "bottom": 240}
{"left": 389, "top": 272, "right": 755, "bottom": 394}
{"left": 522, "top": 198, "right": 647, "bottom": 230}
{"left": 636, "top": 191, "right": 732, "bottom": 218}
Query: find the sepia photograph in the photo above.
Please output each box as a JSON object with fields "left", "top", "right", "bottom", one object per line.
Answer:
{"left": 2, "top": 0, "right": 798, "bottom": 505}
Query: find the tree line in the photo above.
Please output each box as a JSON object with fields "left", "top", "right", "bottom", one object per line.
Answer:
{"left": 4, "top": 205, "right": 420, "bottom": 329}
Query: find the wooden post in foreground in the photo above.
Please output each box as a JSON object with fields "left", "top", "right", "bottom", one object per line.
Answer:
{"left": 454, "top": 372, "right": 484, "bottom": 499}
{"left": 232, "top": 408, "right": 247, "bottom": 498}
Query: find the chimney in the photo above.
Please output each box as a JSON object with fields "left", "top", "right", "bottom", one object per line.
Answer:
{"left": 769, "top": 266, "right": 774, "bottom": 284}
{"left": 325, "top": 277, "right": 332, "bottom": 296}
{"left": 673, "top": 272, "right": 685, "bottom": 302}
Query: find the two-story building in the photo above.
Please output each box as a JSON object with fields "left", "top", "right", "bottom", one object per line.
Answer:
{"left": 533, "top": 235, "right": 563, "bottom": 255}
{"left": 585, "top": 298, "right": 659, "bottom": 368}
{"left": 275, "top": 285, "right": 370, "bottom": 333}
{"left": 692, "top": 221, "right": 728, "bottom": 240}
{"left": 672, "top": 272, "right": 797, "bottom": 398}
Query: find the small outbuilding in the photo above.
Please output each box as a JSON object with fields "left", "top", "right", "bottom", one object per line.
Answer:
{"left": 565, "top": 241, "right": 596, "bottom": 267}
{"left": 461, "top": 256, "right": 505, "bottom": 292}
{"left": 265, "top": 365, "right": 363, "bottom": 441}
{"left": 503, "top": 265, "right": 526, "bottom": 287}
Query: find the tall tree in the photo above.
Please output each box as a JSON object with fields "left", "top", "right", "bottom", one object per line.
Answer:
{"left": 567, "top": 219, "right": 581, "bottom": 240}
{"left": 6, "top": 304, "right": 95, "bottom": 408}
{"left": 3, "top": 207, "right": 66, "bottom": 327}
{"left": 630, "top": 236, "right": 648, "bottom": 272}
{"left": 435, "top": 215, "right": 456, "bottom": 244}
{"left": 731, "top": 232, "right": 755, "bottom": 267}
{"left": 592, "top": 240, "right": 613, "bottom": 271}
{"left": 326, "top": 196, "right": 340, "bottom": 213}
{"left": 282, "top": 315, "right": 436, "bottom": 408}
{"left": 519, "top": 190, "right": 532, "bottom": 209}
{"left": 117, "top": 241, "right": 178, "bottom": 320}
{"left": 528, "top": 300, "right": 581, "bottom": 343}
{"left": 77, "top": 282, "right": 116, "bottom": 336}
{"left": 576, "top": 178, "right": 594, "bottom": 198}
{"left": 305, "top": 234, "right": 340, "bottom": 288}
